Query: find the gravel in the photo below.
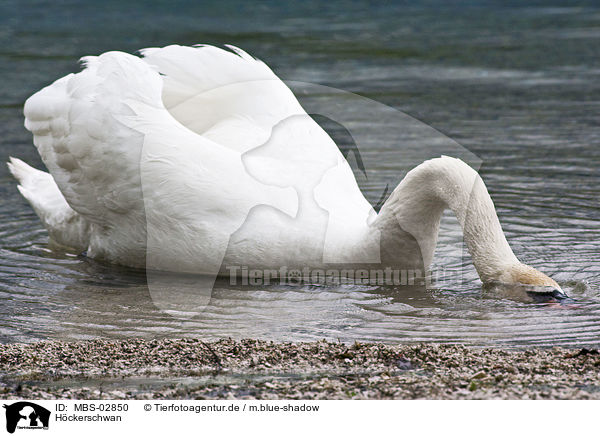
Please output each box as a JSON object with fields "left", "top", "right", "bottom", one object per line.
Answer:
{"left": 1, "top": 339, "right": 599, "bottom": 399}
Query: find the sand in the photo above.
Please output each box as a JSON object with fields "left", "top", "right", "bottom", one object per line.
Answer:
{"left": 1, "top": 338, "right": 599, "bottom": 399}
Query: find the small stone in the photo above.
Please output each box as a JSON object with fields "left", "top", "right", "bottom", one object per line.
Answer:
{"left": 396, "top": 358, "right": 414, "bottom": 370}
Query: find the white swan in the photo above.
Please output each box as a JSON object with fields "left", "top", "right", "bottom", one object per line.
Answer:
{"left": 8, "top": 44, "right": 564, "bottom": 297}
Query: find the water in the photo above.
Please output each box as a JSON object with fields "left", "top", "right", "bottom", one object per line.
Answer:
{"left": 0, "top": 1, "right": 599, "bottom": 347}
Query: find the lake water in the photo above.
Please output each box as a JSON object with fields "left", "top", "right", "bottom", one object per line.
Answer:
{"left": 0, "top": 1, "right": 599, "bottom": 347}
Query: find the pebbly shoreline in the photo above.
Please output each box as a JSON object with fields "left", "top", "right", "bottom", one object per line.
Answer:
{"left": 1, "top": 339, "right": 599, "bottom": 400}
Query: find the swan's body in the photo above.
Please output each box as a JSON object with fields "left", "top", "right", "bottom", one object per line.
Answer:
{"left": 9, "top": 44, "right": 563, "bottom": 295}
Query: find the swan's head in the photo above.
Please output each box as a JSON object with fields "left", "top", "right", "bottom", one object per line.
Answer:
{"left": 496, "top": 263, "right": 568, "bottom": 303}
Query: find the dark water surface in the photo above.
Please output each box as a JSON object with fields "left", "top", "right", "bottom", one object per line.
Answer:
{"left": 0, "top": 1, "right": 599, "bottom": 346}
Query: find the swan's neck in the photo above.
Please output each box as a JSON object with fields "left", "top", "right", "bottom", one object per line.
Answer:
{"left": 373, "top": 156, "right": 519, "bottom": 282}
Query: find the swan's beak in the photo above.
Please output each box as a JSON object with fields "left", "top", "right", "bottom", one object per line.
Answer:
{"left": 525, "top": 285, "right": 574, "bottom": 304}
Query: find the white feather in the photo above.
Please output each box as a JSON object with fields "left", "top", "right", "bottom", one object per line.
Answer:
{"left": 7, "top": 157, "right": 89, "bottom": 250}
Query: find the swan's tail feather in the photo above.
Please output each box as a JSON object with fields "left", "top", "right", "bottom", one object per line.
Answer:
{"left": 7, "top": 156, "right": 32, "bottom": 184}
{"left": 7, "top": 157, "right": 90, "bottom": 251}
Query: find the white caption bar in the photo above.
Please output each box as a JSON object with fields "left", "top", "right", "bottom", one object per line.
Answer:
{"left": 0, "top": 399, "right": 595, "bottom": 436}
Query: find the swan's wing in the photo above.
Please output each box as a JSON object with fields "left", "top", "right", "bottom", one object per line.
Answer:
{"left": 23, "top": 52, "right": 158, "bottom": 234}
{"left": 23, "top": 52, "right": 168, "bottom": 262}
{"left": 140, "top": 45, "right": 373, "bottom": 224}
{"left": 140, "top": 44, "right": 306, "bottom": 151}
{"left": 24, "top": 45, "right": 370, "bottom": 272}
{"left": 24, "top": 50, "right": 296, "bottom": 268}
